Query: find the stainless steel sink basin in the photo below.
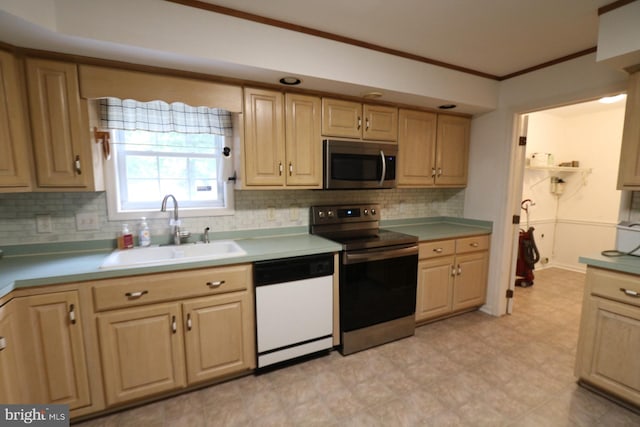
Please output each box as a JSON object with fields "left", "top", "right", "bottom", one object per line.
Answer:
{"left": 100, "top": 240, "right": 247, "bottom": 269}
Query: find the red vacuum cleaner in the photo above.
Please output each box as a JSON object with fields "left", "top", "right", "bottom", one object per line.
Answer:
{"left": 516, "top": 199, "right": 540, "bottom": 287}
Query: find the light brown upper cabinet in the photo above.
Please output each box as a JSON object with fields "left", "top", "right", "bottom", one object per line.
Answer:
{"left": 26, "top": 58, "right": 100, "bottom": 190}
{"left": 397, "top": 109, "right": 470, "bottom": 187}
{"left": 241, "top": 88, "right": 321, "bottom": 189}
{"left": 322, "top": 98, "right": 398, "bottom": 142}
{"left": 617, "top": 70, "right": 640, "bottom": 189}
{"left": 0, "top": 50, "right": 33, "bottom": 192}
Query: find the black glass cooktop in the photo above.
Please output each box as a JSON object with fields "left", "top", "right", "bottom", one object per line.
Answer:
{"left": 319, "top": 229, "right": 417, "bottom": 251}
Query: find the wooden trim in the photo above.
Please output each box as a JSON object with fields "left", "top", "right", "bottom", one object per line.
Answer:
{"left": 498, "top": 47, "right": 597, "bottom": 81}
{"left": 164, "top": 0, "right": 501, "bottom": 81}
{"left": 598, "top": 0, "right": 637, "bottom": 15}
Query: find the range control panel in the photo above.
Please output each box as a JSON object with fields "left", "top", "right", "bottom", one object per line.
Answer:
{"left": 311, "top": 204, "right": 380, "bottom": 225}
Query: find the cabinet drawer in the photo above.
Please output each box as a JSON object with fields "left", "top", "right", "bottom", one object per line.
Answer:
{"left": 419, "top": 240, "right": 455, "bottom": 259}
{"left": 589, "top": 267, "right": 640, "bottom": 308}
{"left": 92, "top": 264, "right": 250, "bottom": 312}
{"left": 456, "top": 235, "right": 490, "bottom": 254}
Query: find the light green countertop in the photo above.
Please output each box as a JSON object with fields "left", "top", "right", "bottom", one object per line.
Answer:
{"left": 579, "top": 253, "right": 640, "bottom": 276}
{"left": 0, "top": 216, "right": 493, "bottom": 299}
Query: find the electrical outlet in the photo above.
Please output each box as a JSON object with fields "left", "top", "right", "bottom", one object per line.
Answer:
{"left": 36, "top": 214, "right": 53, "bottom": 233}
{"left": 267, "top": 207, "right": 276, "bottom": 221}
{"left": 76, "top": 212, "right": 100, "bottom": 231}
{"left": 289, "top": 205, "right": 299, "bottom": 221}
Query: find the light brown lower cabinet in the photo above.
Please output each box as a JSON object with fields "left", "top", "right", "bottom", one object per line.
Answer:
{"left": 0, "top": 301, "right": 28, "bottom": 404}
{"left": 416, "top": 235, "right": 489, "bottom": 323}
{"left": 575, "top": 266, "right": 640, "bottom": 407}
{"left": 14, "top": 291, "right": 92, "bottom": 410}
{"left": 94, "top": 264, "right": 255, "bottom": 407}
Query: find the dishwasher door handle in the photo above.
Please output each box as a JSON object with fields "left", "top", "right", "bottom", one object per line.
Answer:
{"left": 344, "top": 244, "right": 418, "bottom": 264}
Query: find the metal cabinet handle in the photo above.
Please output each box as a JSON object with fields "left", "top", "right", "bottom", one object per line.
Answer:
{"left": 289, "top": 162, "right": 293, "bottom": 176}
{"left": 357, "top": 117, "right": 362, "bottom": 130}
{"left": 74, "top": 155, "right": 82, "bottom": 175}
{"left": 470, "top": 242, "right": 480, "bottom": 248}
{"left": 365, "top": 118, "right": 370, "bottom": 130}
{"left": 207, "top": 280, "right": 225, "bottom": 288}
{"left": 0, "top": 336, "right": 6, "bottom": 351}
{"left": 451, "top": 265, "right": 456, "bottom": 277}
{"left": 125, "top": 290, "right": 148, "bottom": 298}
{"left": 69, "top": 303, "right": 76, "bottom": 325}
{"left": 437, "top": 168, "right": 442, "bottom": 177}
{"left": 457, "top": 264, "right": 462, "bottom": 275}
{"left": 431, "top": 168, "right": 436, "bottom": 178}
{"left": 186, "top": 313, "right": 192, "bottom": 331}
{"left": 620, "top": 288, "right": 640, "bottom": 298}
{"left": 278, "top": 162, "right": 283, "bottom": 176}
{"left": 433, "top": 248, "right": 443, "bottom": 254}
{"left": 171, "top": 316, "right": 177, "bottom": 334}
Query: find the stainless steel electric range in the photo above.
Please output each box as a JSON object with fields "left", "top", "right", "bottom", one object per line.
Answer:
{"left": 310, "top": 204, "right": 418, "bottom": 355}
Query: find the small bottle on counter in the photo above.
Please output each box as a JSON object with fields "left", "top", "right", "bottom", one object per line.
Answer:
{"left": 139, "top": 217, "right": 151, "bottom": 247}
{"left": 117, "top": 223, "right": 134, "bottom": 249}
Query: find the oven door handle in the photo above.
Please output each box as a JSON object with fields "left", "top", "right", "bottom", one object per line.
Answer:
{"left": 379, "top": 150, "right": 386, "bottom": 187}
{"left": 344, "top": 244, "right": 418, "bottom": 264}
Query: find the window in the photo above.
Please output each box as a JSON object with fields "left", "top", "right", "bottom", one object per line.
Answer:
{"left": 100, "top": 98, "right": 234, "bottom": 220}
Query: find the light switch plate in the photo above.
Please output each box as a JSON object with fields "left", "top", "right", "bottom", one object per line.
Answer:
{"left": 76, "top": 212, "right": 99, "bottom": 231}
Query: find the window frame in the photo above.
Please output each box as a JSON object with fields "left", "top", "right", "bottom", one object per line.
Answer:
{"left": 104, "top": 130, "right": 235, "bottom": 221}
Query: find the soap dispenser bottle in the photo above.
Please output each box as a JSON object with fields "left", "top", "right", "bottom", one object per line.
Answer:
{"left": 139, "top": 217, "right": 151, "bottom": 247}
{"left": 118, "top": 224, "right": 134, "bottom": 249}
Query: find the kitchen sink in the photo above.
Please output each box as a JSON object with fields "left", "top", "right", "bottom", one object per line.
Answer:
{"left": 100, "top": 240, "right": 247, "bottom": 269}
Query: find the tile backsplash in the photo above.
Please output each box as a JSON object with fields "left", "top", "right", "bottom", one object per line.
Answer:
{"left": 0, "top": 188, "right": 464, "bottom": 246}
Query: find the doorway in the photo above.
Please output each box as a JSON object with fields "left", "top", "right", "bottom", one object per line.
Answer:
{"left": 509, "top": 96, "right": 626, "bottom": 311}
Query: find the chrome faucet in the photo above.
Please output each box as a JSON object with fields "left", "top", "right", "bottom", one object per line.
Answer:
{"left": 160, "top": 194, "right": 181, "bottom": 245}
{"left": 203, "top": 227, "right": 210, "bottom": 244}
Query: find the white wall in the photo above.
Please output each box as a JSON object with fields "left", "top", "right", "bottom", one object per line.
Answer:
{"left": 465, "top": 53, "right": 627, "bottom": 316}
{"left": 523, "top": 106, "right": 625, "bottom": 272}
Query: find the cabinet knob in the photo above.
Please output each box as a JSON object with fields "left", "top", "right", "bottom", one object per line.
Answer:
{"left": 0, "top": 336, "right": 6, "bottom": 351}
{"left": 69, "top": 303, "right": 77, "bottom": 325}
{"left": 74, "top": 155, "right": 82, "bottom": 175}
{"left": 433, "top": 248, "right": 443, "bottom": 253}
{"left": 457, "top": 265, "right": 462, "bottom": 275}
{"left": 470, "top": 242, "right": 479, "bottom": 248}
{"left": 207, "top": 280, "right": 225, "bottom": 288}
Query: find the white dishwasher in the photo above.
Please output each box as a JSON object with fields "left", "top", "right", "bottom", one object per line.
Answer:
{"left": 254, "top": 253, "right": 334, "bottom": 368}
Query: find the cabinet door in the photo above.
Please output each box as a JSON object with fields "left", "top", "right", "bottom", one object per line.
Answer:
{"left": 16, "top": 291, "right": 91, "bottom": 410}
{"left": 435, "top": 114, "right": 470, "bottom": 187}
{"left": 0, "top": 302, "right": 28, "bottom": 404}
{"left": 416, "top": 255, "right": 455, "bottom": 322}
{"left": 397, "top": 109, "right": 437, "bottom": 186}
{"left": 363, "top": 104, "right": 398, "bottom": 141}
{"left": 26, "top": 58, "right": 91, "bottom": 188}
{"left": 0, "top": 51, "right": 32, "bottom": 191}
{"left": 97, "top": 303, "right": 186, "bottom": 406}
{"left": 577, "top": 296, "right": 640, "bottom": 406}
{"left": 321, "top": 98, "right": 362, "bottom": 139}
{"left": 617, "top": 71, "right": 640, "bottom": 189}
{"left": 285, "top": 93, "right": 322, "bottom": 187}
{"left": 183, "top": 291, "right": 254, "bottom": 384}
{"left": 243, "top": 88, "right": 285, "bottom": 186}
{"left": 452, "top": 251, "right": 488, "bottom": 311}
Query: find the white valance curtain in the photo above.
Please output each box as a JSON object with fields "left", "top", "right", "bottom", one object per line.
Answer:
{"left": 99, "top": 98, "right": 233, "bottom": 136}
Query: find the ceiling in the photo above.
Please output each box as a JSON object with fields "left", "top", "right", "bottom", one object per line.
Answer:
{"left": 195, "top": 0, "right": 613, "bottom": 79}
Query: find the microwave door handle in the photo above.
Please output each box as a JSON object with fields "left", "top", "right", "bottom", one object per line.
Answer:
{"left": 379, "top": 150, "right": 386, "bottom": 186}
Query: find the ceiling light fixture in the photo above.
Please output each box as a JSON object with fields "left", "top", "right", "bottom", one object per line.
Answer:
{"left": 279, "top": 76, "right": 302, "bottom": 85}
{"left": 438, "top": 104, "right": 457, "bottom": 110}
{"left": 598, "top": 94, "right": 626, "bottom": 104}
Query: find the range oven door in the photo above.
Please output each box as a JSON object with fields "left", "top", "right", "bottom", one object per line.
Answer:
{"left": 340, "top": 244, "right": 418, "bottom": 332}
{"left": 324, "top": 139, "right": 397, "bottom": 189}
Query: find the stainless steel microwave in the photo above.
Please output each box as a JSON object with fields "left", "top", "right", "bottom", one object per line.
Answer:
{"left": 323, "top": 139, "right": 397, "bottom": 189}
